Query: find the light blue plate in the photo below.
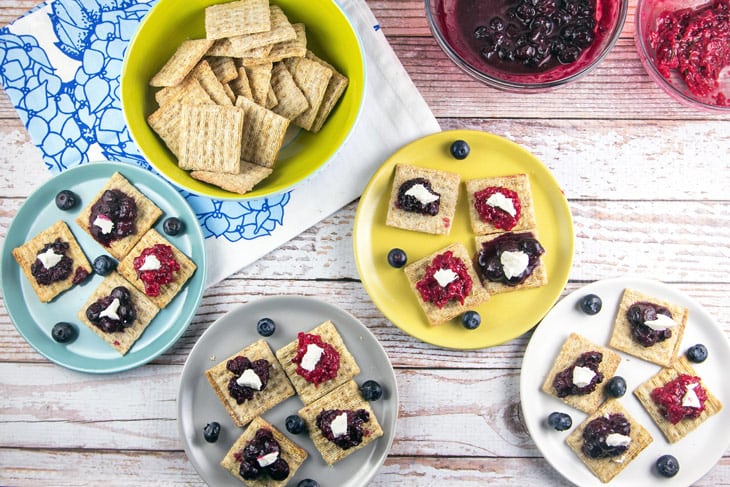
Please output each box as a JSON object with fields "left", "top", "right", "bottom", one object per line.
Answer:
{"left": 0, "top": 162, "right": 207, "bottom": 373}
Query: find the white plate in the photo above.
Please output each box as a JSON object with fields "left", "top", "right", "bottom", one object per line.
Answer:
{"left": 521, "top": 276, "right": 730, "bottom": 486}
{"left": 177, "top": 296, "right": 398, "bottom": 486}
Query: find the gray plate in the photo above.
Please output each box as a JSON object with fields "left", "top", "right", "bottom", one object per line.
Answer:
{"left": 178, "top": 296, "right": 398, "bottom": 486}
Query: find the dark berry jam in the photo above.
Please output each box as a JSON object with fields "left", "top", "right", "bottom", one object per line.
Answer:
{"left": 627, "top": 301, "right": 673, "bottom": 347}
{"left": 226, "top": 356, "right": 270, "bottom": 403}
{"left": 476, "top": 231, "right": 544, "bottom": 286}
{"left": 30, "top": 239, "right": 73, "bottom": 285}
{"left": 234, "top": 428, "right": 289, "bottom": 481}
{"left": 651, "top": 374, "right": 707, "bottom": 424}
{"left": 581, "top": 413, "right": 631, "bottom": 459}
{"left": 650, "top": 0, "right": 730, "bottom": 105}
{"left": 72, "top": 266, "right": 90, "bottom": 284}
{"left": 88, "top": 189, "right": 138, "bottom": 246}
{"left": 396, "top": 178, "right": 441, "bottom": 216}
{"left": 85, "top": 286, "right": 137, "bottom": 333}
{"left": 316, "top": 408, "right": 371, "bottom": 449}
{"left": 552, "top": 351, "right": 604, "bottom": 397}
{"left": 292, "top": 333, "right": 340, "bottom": 385}
{"left": 474, "top": 186, "right": 522, "bottom": 230}
{"left": 132, "top": 244, "right": 180, "bottom": 296}
{"left": 415, "top": 250, "right": 473, "bottom": 308}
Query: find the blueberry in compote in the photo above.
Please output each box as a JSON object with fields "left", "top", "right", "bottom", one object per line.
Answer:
{"left": 51, "top": 322, "right": 77, "bottom": 343}
{"left": 606, "top": 376, "right": 627, "bottom": 398}
{"left": 256, "top": 317, "right": 276, "bottom": 337}
{"left": 461, "top": 310, "right": 481, "bottom": 330}
{"left": 55, "top": 189, "right": 78, "bottom": 210}
{"left": 387, "top": 248, "right": 408, "bottom": 268}
{"left": 163, "top": 217, "right": 184, "bottom": 236}
{"left": 547, "top": 411, "right": 572, "bottom": 431}
{"left": 656, "top": 454, "right": 680, "bottom": 477}
{"left": 93, "top": 255, "right": 116, "bottom": 276}
{"left": 360, "top": 380, "right": 383, "bottom": 401}
{"left": 297, "top": 480, "right": 320, "bottom": 487}
{"left": 285, "top": 414, "right": 306, "bottom": 434}
{"left": 686, "top": 344, "right": 708, "bottom": 363}
{"left": 203, "top": 421, "right": 221, "bottom": 442}
{"left": 450, "top": 140, "right": 470, "bottom": 159}
{"left": 579, "top": 294, "right": 602, "bottom": 315}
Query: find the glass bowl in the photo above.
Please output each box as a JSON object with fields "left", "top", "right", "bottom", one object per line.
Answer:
{"left": 425, "top": 0, "right": 628, "bottom": 92}
{"left": 635, "top": 0, "right": 730, "bottom": 112}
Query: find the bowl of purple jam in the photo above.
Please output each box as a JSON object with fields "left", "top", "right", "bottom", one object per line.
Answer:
{"left": 425, "top": 0, "right": 628, "bottom": 92}
{"left": 635, "top": 0, "right": 730, "bottom": 112}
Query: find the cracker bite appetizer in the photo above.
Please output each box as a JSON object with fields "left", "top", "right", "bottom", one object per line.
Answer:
{"left": 474, "top": 230, "right": 547, "bottom": 295}
{"left": 12, "top": 220, "right": 91, "bottom": 302}
{"left": 464, "top": 173, "right": 537, "bottom": 235}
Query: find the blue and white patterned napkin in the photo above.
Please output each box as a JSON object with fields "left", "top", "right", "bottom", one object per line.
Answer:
{"left": 0, "top": 0, "right": 440, "bottom": 287}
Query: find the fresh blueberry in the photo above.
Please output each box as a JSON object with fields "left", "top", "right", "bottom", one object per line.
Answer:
{"left": 297, "top": 480, "right": 320, "bottom": 487}
{"left": 92, "top": 255, "right": 117, "bottom": 276}
{"left": 163, "top": 217, "right": 184, "bottom": 236}
{"left": 686, "top": 344, "right": 708, "bottom": 363}
{"left": 51, "top": 322, "right": 77, "bottom": 343}
{"left": 256, "top": 317, "right": 276, "bottom": 337}
{"left": 285, "top": 414, "right": 306, "bottom": 434}
{"left": 203, "top": 421, "right": 221, "bottom": 443}
{"left": 547, "top": 411, "right": 572, "bottom": 431}
{"left": 606, "top": 376, "right": 627, "bottom": 398}
{"left": 360, "top": 380, "right": 383, "bottom": 401}
{"left": 461, "top": 310, "right": 481, "bottom": 330}
{"left": 387, "top": 248, "right": 407, "bottom": 268}
{"left": 55, "top": 189, "right": 78, "bottom": 210}
{"left": 450, "top": 140, "right": 470, "bottom": 159}
{"left": 579, "top": 294, "right": 602, "bottom": 315}
{"left": 656, "top": 454, "right": 679, "bottom": 477}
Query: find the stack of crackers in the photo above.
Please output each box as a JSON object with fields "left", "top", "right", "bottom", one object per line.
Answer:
{"left": 147, "top": 0, "right": 349, "bottom": 195}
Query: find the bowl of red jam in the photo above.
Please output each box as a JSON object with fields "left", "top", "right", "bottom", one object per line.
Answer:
{"left": 425, "top": 0, "right": 628, "bottom": 92}
{"left": 635, "top": 0, "right": 730, "bottom": 112}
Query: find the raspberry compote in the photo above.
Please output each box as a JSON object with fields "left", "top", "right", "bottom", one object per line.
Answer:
{"left": 552, "top": 351, "right": 604, "bottom": 397}
{"left": 292, "top": 333, "right": 340, "bottom": 385}
{"left": 651, "top": 374, "right": 707, "bottom": 424}
{"left": 475, "top": 231, "right": 544, "bottom": 286}
{"left": 31, "top": 238, "right": 73, "bottom": 285}
{"left": 474, "top": 186, "right": 522, "bottom": 230}
{"left": 235, "top": 428, "right": 290, "bottom": 481}
{"left": 226, "top": 356, "right": 270, "bottom": 403}
{"left": 626, "top": 301, "right": 673, "bottom": 347}
{"left": 132, "top": 244, "right": 180, "bottom": 296}
{"left": 416, "top": 250, "right": 473, "bottom": 308}
{"left": 88, "top": 189, "right": 138, "bottom": 246}
{"left": 316, "top": 409, "right": 371, "bottom": 449}
{"left": 582, "top": 413, "right": 631, "bottom": 459}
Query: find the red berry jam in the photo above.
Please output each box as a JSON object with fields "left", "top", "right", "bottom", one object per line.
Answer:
{"left": 651, "top": 374, "right": 707, "bottom": 424}
{"left": 85, "top": 286, "right": 137, "bottom": 333}
{"left": 316, "top": 408, "right": 371, "bottom": 449}
{"left": 72, "top": 266, "right": 90, "bottom": 285}
{"left": 30, "top": 239, "right": 73, "bottom": 285}
{"left": 476, "top": 231, "right": 544, "bottom": 286}
{"left": 552, "top": 351, "right": 604, "bottom": 397}
{"left": 396, "top": 178, "right": 441, "bottom": 216}
{"left": 582, "top": 413, "right": 631, "bottom": 459}
{"left": 226, "top": 356, "right": 270, "bottom": 404}
{"left": 132, "top": 244, "right": 180, "bottom": 296}
{"left": 234, "top": 428, "right": 289, "bottom": 481}
{"left": 415, "top": 250, "right": 473, "bottom": 308}
{"left": 88, "top": 189, "right": 138, "bottom": 246}
{"left": 650, "top": 0, "right": 730, "bottom": 105}
{"left": 292, "top": 333, "right": 340, "bottom": 385}
{"left": 474, "top": 186, "right": 522, "bottom": 230}
{"left": 627, "top": 301, "right": 673, "bottom": 347}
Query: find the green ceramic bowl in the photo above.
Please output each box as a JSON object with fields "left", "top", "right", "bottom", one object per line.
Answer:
{"left": 122, "top": 0, "right": 365, "bottom": 200}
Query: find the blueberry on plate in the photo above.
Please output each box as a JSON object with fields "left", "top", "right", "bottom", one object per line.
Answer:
{"left": 606, "top": 376, "right": 627, "bottom": 398}
{"left": 92, "top": 255, "right": 117, "bottom": 276}
{"left": 461, "top": 310, "right": 481, "bottom": 330}
{"left": 163, "top": 217, "right": 184, "bottom": 236}
{"left": 387, "top": 248, "right": 407, "bottom": 268}
{"left": 203, "top": 421, "right": 221, "bottom": 443}
{"left": 297, "top": 480, "right": 320, "bottom": 487}
{"left": 450, "top": 140, "right": 470, "bottom": 160}
{"left": 656, "top": 454, "right": 679, "bottom": 477}
{"left": 547, "top": 411, "right": 572, "bottom": 431}
{"left": 51, "top": 322, "right": 77, "bottom": 343}
{"left": 360, "top": 380, "right": 383, "bottom": 401}
{"left": 686, "top": 343, "right": 708, "bottom": 363}
{"left": 579, "top": 294, "right": 602, "bottom": 315}
{"left": 285, "top": 414, "right": 306, "bottom": 434}
{"left": 256, "top": 317, "right": 276, "bottom": 337}
{"left": 55, "top": 189, "right": 78, "bottom": 210}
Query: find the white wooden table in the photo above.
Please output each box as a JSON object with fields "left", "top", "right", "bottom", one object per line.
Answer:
{"left": 1, "top": 0, "right": 730, "bottom": 484}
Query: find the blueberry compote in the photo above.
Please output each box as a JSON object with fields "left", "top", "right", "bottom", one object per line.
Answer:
{"left": 627, "top": 301, "right": 673, "bottom": 347}
{"left": 226, "top": 356, "right": 270, "bottom": 403}
{"left": 132, "top": 244, "right": 180, "bottom": 297}
{"left": 416, "top": 250, "right": 473, "bottom": 308}
{"left": 292, "top": 333, "right": 340, "bottom": 385}
{"left": 476, "top": 231, "right": 544, "bottom": 286}
{"left": 86, "top": 286, "right": 137, "bottom": 333}
{"left": 31, "top": 239, "right": 73, "bottom": 285}
{"left": 396, "top": 178, "right": 440, "bottom": 216}
{"left": 552, "top": 351, "right": 604, "bottom": 397}
{"left": 235, "top": 428, "right": 290, "bottom": 481}
{"left": 316, "top": 409, "right": 371, "bottom": 449}
{"left": 651, "top": 374, "right": 707, "bottom": 424}
{"left": 581, "top": 413, "right": 631, "bottom": 459}
{"left": 88, "top": 189, "right": 137, "bottom": 246}
{"left": 474, "top": 186, "right": 522, "bottom": 230}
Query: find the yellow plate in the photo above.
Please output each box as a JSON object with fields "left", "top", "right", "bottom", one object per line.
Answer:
{"left": 121, "top": 0, "right": 365, "bottom": 200}
{"left": 353, "top": 130, "right": 574, "bottom": 349}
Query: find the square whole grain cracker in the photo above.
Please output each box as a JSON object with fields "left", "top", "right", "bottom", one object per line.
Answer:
{"left": 230, "top": 66, "right": 254, "bottom": 100}
{"left": 240, "top": 22, "right": 307, "bottom": 67}
{"left": 235, "top": 96, "right": 290, "bottom": 168}
{"left": 269, "top": 62, "right": 308, "bottom": 120}
{"left": 76, "top": 272, "right": 159, "bottom": 355}
{"left": 153, "top": 76, "right": 213, "bottom": 110}
{"left": 189, "top": 59, "right": 233, "bottom": 106}
{"left": 221, "top": 416, "right": 307, "bottom": 486}
{"left": 265, "top": 85, "right": 278, "bottom": 109}
{"left": 149, "top": 82, "right": 215, "bottom": 156}
{"left": 305, "top": 50, "right": 348, "bottom": 133}
{"left": 298, "top": 380, "right": 384, "bottom": 465}
{"left": 403, "top": 242, "right": 490, "bottom": 326}
{"left": 178, "top": 104, "right": 244, "bottom": 173}
{"left": 385, "top": 163, "right": 461, "bottom": 235}
{"left": 608, "top": 288, "right": 688, "bottom": 367}
{"left": 76, "top": 172, "right": 163, "bottom": 260}
{"left": 464, "top": 173, "right": 538, "bottom": 235}
{"left": 205, "top": 340, "right": 295, "bottom": 428}
{"left": 245, "top": 63, "right": 273, "bottom": 106}
{"left": 633, "top": 356, "right": 723, "bottom": 443}
{"left": 284, "top": 56, "right": 332, "bottom": 131}
{"left": 149, "top": 38, "right": 214, "bottom": 87}
{"left": 117, "top": 229, "right": 196, "bottom": 309}
{"left": 205, "top": 0, "right": 270, "bottom": 40}
{"left": 473, "top": 230, "right": 548, "bottom": 295}
{"left": 566, "top": 399, "right": 653, "bottom": 483}
{"left": 191, "top": 161, "right": 273, "bottom": 194}
{"left": 541, "top": 333, "right": 622, "bottom": 414}
{"left": 207, "top": 5, "right": 296, "bottom": 57}
{"left": 275, "top": 320, "right": 360, "bottom": 405}
{"left": 206, "top": 56, "right": 239, "bottom": 84}
{"left": 12, "top": 220, "right": 91, "bottom": 303}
